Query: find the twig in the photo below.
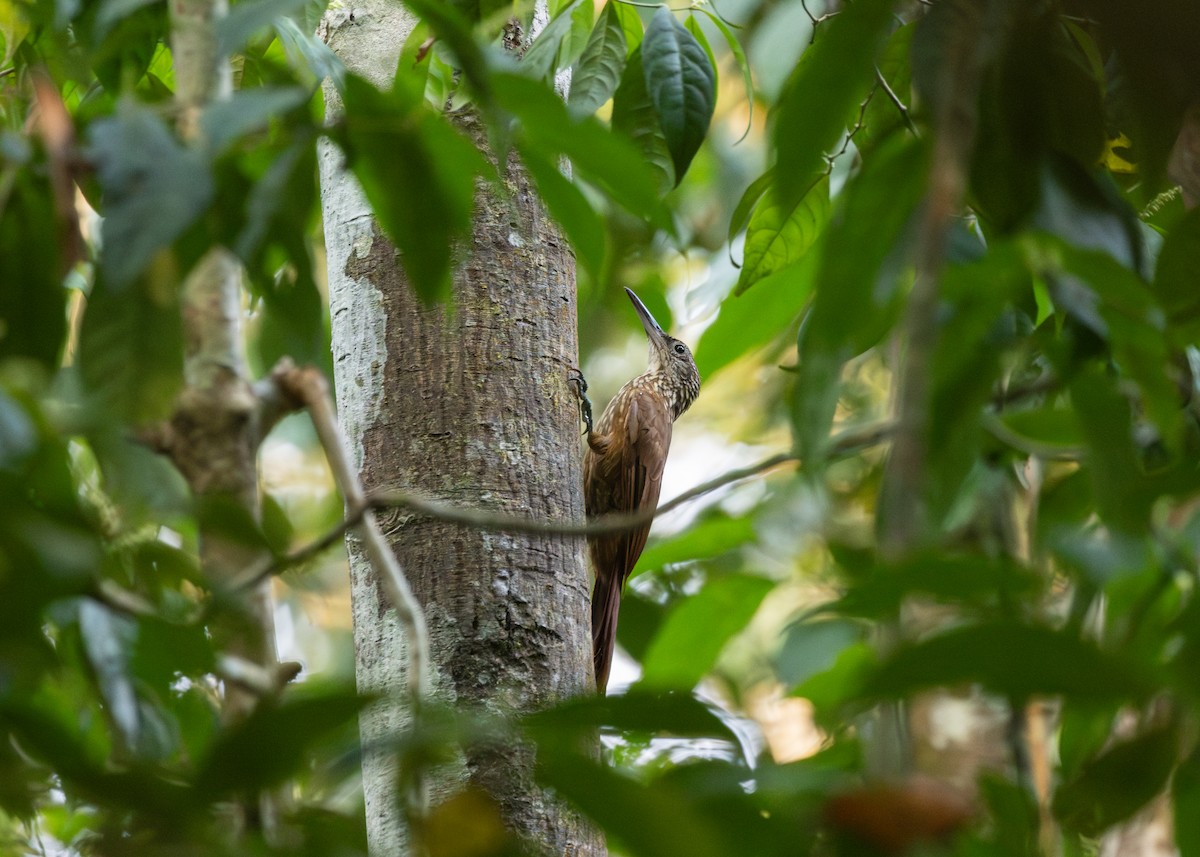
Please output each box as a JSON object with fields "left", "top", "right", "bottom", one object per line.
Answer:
{"left": 874, "top": 65, "right": 919, "bottom": 138}
{"left": 216, "top": 655, "right": 303, "bottom": 697}
{"left": 238, "top": 419, "right": 894, "bottom": 593}
{"left": 269, "top": 360, "right": 431, "bottom": 818}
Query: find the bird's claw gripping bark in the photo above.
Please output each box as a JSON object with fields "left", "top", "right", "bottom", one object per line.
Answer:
{"left": 567, "top": 367, "right": 594, "bottom": 436}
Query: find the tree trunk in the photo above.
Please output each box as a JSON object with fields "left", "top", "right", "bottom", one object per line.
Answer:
{"left": 318, "top": 5, "right": 601, "bottom": 855}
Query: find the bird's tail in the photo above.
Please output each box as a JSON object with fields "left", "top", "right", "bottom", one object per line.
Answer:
{"left": 591, "top": 573, "right": 623, "bottom": 692}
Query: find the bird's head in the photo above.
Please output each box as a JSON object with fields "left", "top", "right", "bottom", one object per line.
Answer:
{"left": 625, "top": 287, "right": 701, "bottom": 418}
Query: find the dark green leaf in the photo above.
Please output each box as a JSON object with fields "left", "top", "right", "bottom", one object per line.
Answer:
{"left": 0, "top": 167, "right": 67, "bottom": 370}
{"left": 198, "top": 86, "right": 309, "bottom": 153}
{"left": 1054, "top": 723, "right": 1177, "bottom": 836}
{"left": 867, "top": 621, "right": 1156, "bottom": 703}
{"left": 683, "top": 16, "right": 715, "bottom": 80}
{"left": 78, "top": 601, "right": 139, "bottom": 752}
{"left": 525, "top": 688, "right": 738, "bottom": 744}
{"left": 634, "top": 512, "right": 755, "bottom": 575}
{"left": 776, "top": 619, "right": 860, "bottom": 689}
{"left": 88, "top": 103, "right": 214, "bottom": 288}
{"left": 735, "top": 174, "right": 829, "bottom": 295}
{"left": 640, "top": 574, "right": 774, "bottom": 688}
{"left": 834, "top": 555, "right": 1040, "bottom": 621}
{"left": 641, "top": 6, "right": 715, "bottom": 183}
{"left": 517, "top": 141, "right": 606, "bottom": 283}
{"left": 697, "top": 8, "right": 753, "bottom": 143}
{"left": 727, "top": 171, "right": 772, "bottom": 246}
{"left": 771, "top": 0, "right": 894, "bottom": 206}
{"left": 76, "top": 275, "right": 184, "bottom": 424}
{"left": 402, "top": 0, "right": 492, "bottom": 103}
{"left": 0, "top": 390, "right": 37, "bottom": 468}
{"left": 95, "top": 0, "right": 163, "bottom": 37}
{"left": 523, "top": 0, "right": 583, "bottom": 82}
{"left": 216, "top": 0, "right": 310, "bottom": 56}
{"left": 792, "top": 135, "right": 926, "bottom": 460}
{"left": 995, "top": 406, "right": 1084, "bottom": 455}
{"left": 693, "top": 250, "right": 819, "bottom": 379}
{"left": 857, "top": 21, "right": 914, "bottom": 152}
{"left": 339, "top": 73, "right": 486, "bottom": 302}
{"left": 568, "top": 1, "right": 627, "bottom": 117}
{"left": 493, "top": 71, "right": 671, "bottom": 229}
{"left": 275, "top": 17, "right": 345, "bottom": 87}
{"left": 611, "top": 45, "right": 674, "bottom": 194}
{"left": 536, "top": 751, "right": 729, "bottom": 857}
{"left": 1175, "top": 747, "right": 1200, "bottom": 857}
{"left": 1066, "top": 369, "right": 1154, "bottom": 534}
{"left": 1153, "top": 205, "right": 1200, "bottom": 337}
{"left": 194, "top": 686, "right": 366, "bottom": 796}
{"left": 611, "top": 0, "right": 642, "bottom": 51}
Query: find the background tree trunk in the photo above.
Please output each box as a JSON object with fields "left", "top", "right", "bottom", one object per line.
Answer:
{"left": 318, "top": 5, "right": 600, "bottom": 855}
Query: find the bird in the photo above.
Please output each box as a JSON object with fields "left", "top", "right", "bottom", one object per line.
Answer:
{"left": 573, "top": 288, "right": 700, "bottom": 692}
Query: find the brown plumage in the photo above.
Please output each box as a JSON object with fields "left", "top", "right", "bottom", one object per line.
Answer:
{"left": 583, "top": 288, "right": 700, "bottom": 691}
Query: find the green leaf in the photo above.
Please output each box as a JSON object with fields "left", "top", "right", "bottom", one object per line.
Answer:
{"left": 78, "top": 601, "right": 140, "bottom": 752}
{"left": 522, "top": 0, "right": 583, "bottom": 83}
{"left": 727, "top": 171, "right": 773, "bottom": 246}
{"left": 339, "top": 73, "right": 486, "bottom": 302}
{"left": 525, "top": 688, "right": 738, "bottom": 744}
{"left": 613, "top": 0, "right": 643, "bottom": 51}
{"left": 735, "top": 175, "right": 830, "bottom": 295}
{"left": 834, "top": 554, "right": 1039, "bottom": 621}
{"left": 194, "top": 686, "right": 366, "bottom": 797}
{"left": 640, "top": 574, "right": 774, "bottom": 688}
{"left": 867, "top": 621, "right": 1156, "bottom": 703}
{"left": 995, "top": 405, "right": 1084, "bottom": 456}
{"left": 1066, "top": 369, "right": 1155, "bottom": 534}
{"left": 857, "top": 21, "right": 914, "bottom": 152}
{"left": 693, "top": 250, "right": 819, "bottom": 379}
{"left": 611, "top": 45, "right": 675, "bottom": 194}
{"left": 76, "top": 275, "right": 184, "bottom": 424}
{"left": 198, "top": 86, "right": 309, "bottom": 153}
{"left": 771, "top": 0, "right": 894, "bottom": 207}
{"left": 536, "top": 752, "right": 729, "bottom": 857}
{"left": 275, "top": 16, "right": 345, "bottom": 88}
{"left": 634, "top": 512, "right": 755, "bottom": 576}
{"left": 493, "top": 71, "right": 671, "bottom": 230}
{"left": 568, "top": 1, "right": 627, "bottom": 117}
{"left": 684, "top": 15, "right": 715, "bottom": 78}
{"left": 0, "top": 166, "right": 67, "bottom": 370}
{"left": 517, "top": 141, "right": 606, "bottom": 283}
{"left": 1175, "top": 747, "right": 1200, "bottom": 857}
{"left": 215, "top": 0, "right": 309, "bottom": 56}
{"left": 1152, "top": 205, "right": 1200, "bottom": 337}
{"left": 402, "top": 0, "right": 492, "bottom": 103}
{"left": 88, "top": 103, "right": 214, "bottom": 289}
{"left": 792, "top": 135, "right": 927, "bottom": 460}
{"left": 697, "top": 8, "right": 753, "bottom": 143}
{"left": 776, "top": 619, "right": 860, "bottom": 689}
{"left": 641, "top": 6, "right": 715, "bottom": 184}
{"left": 1054, "top": 723, "right": 1178, "bottom": 836}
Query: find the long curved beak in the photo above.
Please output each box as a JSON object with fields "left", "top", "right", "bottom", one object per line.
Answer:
{"left": 625, "top": 288, "right": 667, "bottom": 344}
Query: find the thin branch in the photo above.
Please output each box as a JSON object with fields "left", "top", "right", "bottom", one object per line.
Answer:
{"left": 372, "top": 451, "right": 801, "bottom": 537}
{"left": 269, "top": 360, "right": 430, "bottom": 818}
{"left": 874, "top": 65, "right": 919, "bottom": 138}
{"left": 216, "top": 655, "right": 303, "bottom": 697}
{"left": 239, "top": 419, "right": 895, "bottom": 593}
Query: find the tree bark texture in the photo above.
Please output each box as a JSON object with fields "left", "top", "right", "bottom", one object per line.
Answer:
{"left": 318, "top": 4, "right": 600, "bottom": 855}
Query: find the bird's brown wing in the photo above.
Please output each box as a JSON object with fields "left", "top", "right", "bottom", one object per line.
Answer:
{"left": 585, "top": 386, "right": 673, "bottom": 584}
{"left": 585, "top": 387, "right": 673, "bottom": 689}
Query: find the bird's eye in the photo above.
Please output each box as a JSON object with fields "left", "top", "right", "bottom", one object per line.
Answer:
{"left": 674, "top": 343, "right": 686, "bottom": 355}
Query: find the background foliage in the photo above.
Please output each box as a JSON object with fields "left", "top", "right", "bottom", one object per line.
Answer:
{"left": 3, "top": 0, "right": 1200, "bottom": 854}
